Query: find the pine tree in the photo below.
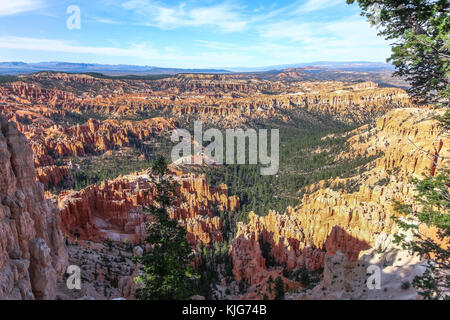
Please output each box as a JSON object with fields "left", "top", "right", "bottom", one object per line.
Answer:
{"left": 393, "top": 165, "right": 450, "bottom": 299}
{"left": 133, "top": 156, "right": 198, "bottom": 300}
{"left": 267, "top": 276, "right": 273, "bottom": 294}
{"left": 347, "top": 0, "right": 449, "bottom": 106}
{"left": 274, "top": 276, "right": 285, "bottom": 300}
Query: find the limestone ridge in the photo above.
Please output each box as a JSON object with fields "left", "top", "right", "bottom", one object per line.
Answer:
{"left": 0, "top": 117, "right": 68, "bottom": 299}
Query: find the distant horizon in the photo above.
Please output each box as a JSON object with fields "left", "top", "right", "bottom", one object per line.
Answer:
{"left": 0, "top": 59, "right": 391, "bottom": 66}
{"left": 0, "top": 60, "right": 394, "bottom": 75}
{"left": 0, "top": 1, "right": 392, "bottom": 68}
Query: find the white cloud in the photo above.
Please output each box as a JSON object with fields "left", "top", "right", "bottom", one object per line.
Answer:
{"left": 0, "top": 36, "right": 254, "bottom": 68}
{"left": 195, "top": 40, "right": 238, "bottom": 51}
{"left": 248, "top": 0, "right": 343, "bottom": 21}
{"left": 0, "top": 2, "right": 391, "bottom": 67}
{"left": 92, "top": 17, "right": 123, "bottom": 25}
{"left": 260, "top": 16, "right": 386, "bottom": 46}
{"left": 259, "top": 22, "right": 317, "bottom": 43}
{"left": 294, "top": 0, "right": 343, "bottom": 13}
{"left": 122, "top": 0, "right": 247, "bottom": 32}
{"left": 0, "top": 0, "right": 43, "bottom": 16}
{"left": 0, "top": 36, "right": 144, "bottom": 57}
{"left": 256, "top": 16, "right": 390, "bottom": 62}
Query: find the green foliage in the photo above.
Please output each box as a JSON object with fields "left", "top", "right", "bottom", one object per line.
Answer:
{"left": 287, "top": 266, "right": 322, "bottom": 290}
{"left": 104, "top": 238, "right": 113, "bottom": 251}
{"left": 51, "top": 112, "right": 107, "bottom": 127}
{"left": 435, "top": 109, "right": 450, "bottom": 128}
{"left": 71, "top": 154, "right": 151, "bottom": 190}
{"left": 204, "top": 127, "right": 379, "bottom": 222}
{"left": 274, "top": 276, "right": 285, "bottom": 300}
{"left": 392, "top": 168, "right": 450, "bottom": 299}
{"left": 0, "top": 75, "right": 19, "bottom": 84}
{"left": 238, "top": 278, "right": 250, "bottom": 293}
{"left": 259, "top": 238, "right": 278, "bottom": 268}
{"left": 267, "top": 276, "right": 274, "bottom": 294}
{"left": 347, "top": 0, "right": 449, "bottom": 106}
{"left": 194, "top": 240, "right": 234, "bottom": 299}
{"left": 133, "top": 156, "right": 198, "bottom": 300}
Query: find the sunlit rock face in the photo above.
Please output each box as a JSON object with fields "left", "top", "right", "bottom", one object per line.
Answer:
{"left": 0, "top": 118, "right": 68, "bottom": 300}
{"left": 15, "top": 117, "right": 177, "bottom": 189}
{"left": 230, "top": 107, "right": 449, "bottom": 299}
{"left": 57, "top": 171, "right": 239, "bottom": 246}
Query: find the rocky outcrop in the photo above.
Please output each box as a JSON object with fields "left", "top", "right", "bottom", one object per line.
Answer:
{"left": 1, "top": 72, "right": 441, "bottom": 300}
{"left": 10, "top": 116, "right": 177, "bottom": 190}
{"left": 292, "top": 248, "right": 425, "bottom": 300}
{"left": 339, "top": 108, "right": 447, "bottom": 179}
{"left": 57, "top": 171, "right": 239, "bottom": 246}
{"left": 0, "top": 75, "right": 415, "bottom": 198}
{"left": 0, "top": 118, "right": 68, "bottom": 300}
{"left": 36, "top": 166, "right": 73, "bottom": 189}
{"left": 1, "top": 81, "right": 75, "bottom": 105}
{"left": 87, "top": 82, "right": 410, "bottom": 126}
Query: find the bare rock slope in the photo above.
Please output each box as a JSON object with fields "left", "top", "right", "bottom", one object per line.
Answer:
{"left": 0, "top": 117, "right": 68, "bottom": 299}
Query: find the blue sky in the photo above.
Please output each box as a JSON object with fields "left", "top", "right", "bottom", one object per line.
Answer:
{"left": 0, "top": 0, "right": 392, "bottom": 68}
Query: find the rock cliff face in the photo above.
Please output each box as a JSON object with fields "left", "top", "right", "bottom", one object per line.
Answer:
{"left": 291, "top": 248, "right": 425, "bottom": 300}
{"left": 57, "top": 171, "right": 239, "bottom": 246}
{"left": 79, "top": 82, "right": 410, "bottom": 127}
{"left": 0, "top": 118, "right": 68, "bottom": 300}
{"left": 230, "top": 108, "right": 449, "bottom": 298}
{"left": 1, "top": 81, "right": 75, "bottom": 105}
{"left": 339, "top": 108, "right": 446, "bottom": 179}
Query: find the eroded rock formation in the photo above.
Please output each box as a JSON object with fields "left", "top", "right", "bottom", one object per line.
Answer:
{"left": 0, "top": 118, "right": 68, "bottom": 300}
{"left": 21, "top": 117, "right": 176, "bottom": 166}
{"left": 13, "top": 117, "right": 176, "bottom": 189}
{"left": 57, "top": 171, "right": 239, "bottom": 246}
{"left": 1, "top": 73, "right": 411, "bottom": 129}
{"left": 230, "top": 108, "right": 449, "bottom": 298}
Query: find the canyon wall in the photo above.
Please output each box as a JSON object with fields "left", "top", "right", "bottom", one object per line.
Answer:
{"left": 0, "top": 118, "right": 68, "bottom": 300}
{"left": 0, "top": 74, "right": 414, "bottom": 193}
{"left": 20, "top": 118, "right": 176, "bottom": 165}
{"left": 1, "top": 73, "right": 440, "bottom": 300}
